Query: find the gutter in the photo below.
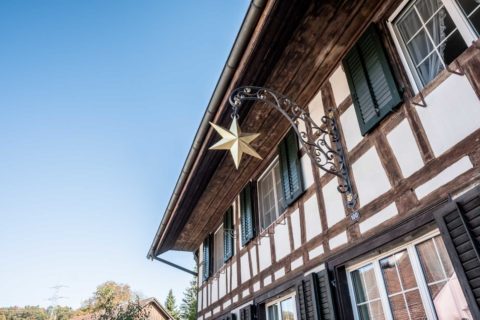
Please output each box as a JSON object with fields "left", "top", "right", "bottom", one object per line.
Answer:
{"left": 147, "top": 0, "right": 267, "bottom": 259}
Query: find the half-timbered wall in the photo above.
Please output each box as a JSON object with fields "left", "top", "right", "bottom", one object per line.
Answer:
{"left": 195, "top": 10, "right": 480, "bottom": 320}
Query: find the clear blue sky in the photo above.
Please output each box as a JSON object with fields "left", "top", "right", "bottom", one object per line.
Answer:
{"left": 0, "top": 0, "right": 249, "bottom": 309}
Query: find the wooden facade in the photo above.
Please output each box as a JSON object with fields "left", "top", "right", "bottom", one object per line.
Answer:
{"left": 149, "top": 0, "right": 480, "bottom": 319}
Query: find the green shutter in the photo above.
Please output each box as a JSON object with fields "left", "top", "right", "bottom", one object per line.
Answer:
{"left": 202, "top": 235, "right": 213, "bottom": 281}
{"left": 296, "top": 270, "right": 335, "bottom": 320}
{"left": 223, "top": 207, "right": 234, "bottom": 262}
{"left": 434, "top": 188, "right": 480, "bottom": 318}
{"left": 239, "top": 305, "right": 256, "bottom": 320}
{"left": 279, "top": 129, "right": 304, "bottom": 206}
{"left": 343, "top": 25, "right": 402, "bottom": 135}
{"left": 240, "top": 183, "right": 256, "bottom": 246}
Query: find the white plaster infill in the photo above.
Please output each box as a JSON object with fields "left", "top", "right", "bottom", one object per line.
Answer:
{"left": 359, "top": 202, "right": 398, "bottom": 234}
{"left": 415, "top": 157, "right": 473, "bottom": 199}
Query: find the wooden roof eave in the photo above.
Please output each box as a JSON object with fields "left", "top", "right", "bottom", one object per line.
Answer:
{"left": 152, "top": 0, "right": 393, "bottom": 255}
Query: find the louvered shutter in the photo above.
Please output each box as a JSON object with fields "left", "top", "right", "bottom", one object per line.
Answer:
{"left": 202, "top": 235, "right": 213, "bottom": 281}
{"left": 239, "top": 304, "right": 256, "bottom": 320}
{"left": 343, "top": 25, "right": 402, "bottom": 135}
{"left": 297, "top": 273, "right": 320, "bottom": 320}
{"left": 240, "top": 183, "right": 256, "bottom": 246}
{"left": 224, "top": 207, "right": 234, "bottom": 262}
{"left": 435, "top": 189, "right": 480, "bottom": 318}
{"left": 279, "top": 129, "right": 304, "bottom": 206}
{"left": 296, "top": 271, "right": 334, "bottom": 320}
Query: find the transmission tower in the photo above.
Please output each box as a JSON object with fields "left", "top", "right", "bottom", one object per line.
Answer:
{"left": 47, "top": 285, "right": 68, "bottom": 320}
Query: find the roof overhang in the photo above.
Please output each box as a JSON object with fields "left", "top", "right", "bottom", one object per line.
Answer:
{"left": 148, "top": 0, "right": 388, "bottom": 257}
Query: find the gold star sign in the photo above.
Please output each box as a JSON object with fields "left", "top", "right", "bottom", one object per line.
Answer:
{"left": 209, "top": 118, "right": 262, "bottom": 169}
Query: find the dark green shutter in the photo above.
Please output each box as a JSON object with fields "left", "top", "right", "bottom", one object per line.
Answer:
{"left": 279, "top": 130, "right": 304, "bottom": 206}
{"left": 239, "top": 304, "right": 256, "bottom": 320}
{"left": 224, "top": 207, "right": 234, "bottom": 262}
{"left": 240, "top": 183, "right": 256, "bottom": 246}
{"left": 297, "top": 273, "right": 320, "bottom": 320}
{"left": 343, "top": 25, "right": 402, "bottom": 135}
{"left": 434, "top": 187, "right": 480, "bottom": 318}
{"left": 296, "top": 270, "right": 335, "bottom": 320}
{"left": 202, "top": 235, "right": 213, "bottom": 281}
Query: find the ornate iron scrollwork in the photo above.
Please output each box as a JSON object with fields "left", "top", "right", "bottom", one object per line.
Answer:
{"left": 229, "top": 86, "right": 357, "bottom": 209}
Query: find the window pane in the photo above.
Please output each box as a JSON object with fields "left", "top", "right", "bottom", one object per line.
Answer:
{"left": 380, "top": 250, "right": 427, "bottom": 319}
{"left": 441, "top": 30, "right": 468, "bottom": 65}
{"left": 398, "top": 9, "right": 422, "bottom": 41}
{"left": 268, "top": 305, "right": 279, "bottom": 320}
{"left": 416, "top": 53, "right": 444, "bottom": 86}
{"left": 273, "top": 163, "right": 285, "bottom": 213}
{"left": 406, "top": 29, "right": 434, "bottom": 66}
{"left": 416, "top": 0, "right": 442, "bottom": 21}
{"left": 351, "top": 264, "right": 385, "bottom": 320}
{"left": 456, "top": 0, "right": 480, "bottom": 35}
{"left": 280, "top": 298, "right": 295, "bottom": 320}
{"left": 426, "top": 8, "right": 456, "bottom": 46}
{"left": 259, "top": 161, "right": 284, "bottom": 229}
{"left": 352, "top": 270, "right": 368, "bottom": 303}
{"left": 457, "top": 0, "right": 480, "bottom": 14}
{"left": 416, "top": 236, "right": 473, "bottom": 319}
{"left": 213, "top": 226, "right": 224, "bottom": 272}
{"left": 468, "top": 7, "right": 480, "bottom": 35}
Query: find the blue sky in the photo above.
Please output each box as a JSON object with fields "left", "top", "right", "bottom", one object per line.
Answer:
{"left": 0, "top": 0, "right": 249, "bottom": 309}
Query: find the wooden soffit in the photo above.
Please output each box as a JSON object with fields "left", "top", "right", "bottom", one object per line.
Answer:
{"left": 156, "top": 0, "right": 397, "bottom": 254}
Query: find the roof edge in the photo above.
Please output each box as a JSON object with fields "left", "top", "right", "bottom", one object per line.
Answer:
{"left": 147, "top": 0, "right": 268, "bottom": 259}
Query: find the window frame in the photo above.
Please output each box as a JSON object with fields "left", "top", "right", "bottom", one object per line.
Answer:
{"left": 257, "top": 156, "right": 285, "bottom": 230}
{"left": 213, "top": 223, "right": 224, "bottom": 274}
{"left": 346, "top": 229, "right": 468, "bottom": 320}
{"left": 265, "top": 291, "right": 297, "bottom": 320}
{"left": 387, "top": 0, "right": 478, "bottom": 92}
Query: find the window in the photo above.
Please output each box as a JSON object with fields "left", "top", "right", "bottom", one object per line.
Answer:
{"left": 343, "top": 25, "right": 402, "bottom": 135}
{"left": 258, "top": 158, "right": 285, "bottom": 229}
{"left": 223, "top": 207, "right": 234, "bottom": 262}
{"left": 266, "top": 293, "right": 297, "bottom": 320}
{"left": 240, "top": 183, "right": 256, "bottom": 246}
{"left": 202, "top": 235, "right": 213, "bottom": 281}
{"left": 390, "top": 0, "right": 479, "bottom": 90}
{"left": 213, "top": 224, "right": 224, "bottom": 273}
{"left": 347, "top": 231, "right": 472, "bottom": 319}
{"left": 456, "top": 0, "right": 480, "bottom": 35}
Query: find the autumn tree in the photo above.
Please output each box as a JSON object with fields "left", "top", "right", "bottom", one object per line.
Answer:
{"left": 80, "top": 281, "right": 149, "bottom": 320}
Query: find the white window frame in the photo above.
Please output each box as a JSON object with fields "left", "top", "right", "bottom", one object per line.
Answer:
{"left": 346, "top": 229, "right": 463, "bottom": 320}
{"left": 387, "top": 0, "right": 478, "bottom": 92}
{"left": 257, "top": 156, "right": 284, "bottom": 230}
{"left": 265, "top": 291, "right": 297, "bottom": 320}
{"left": 213, "top": 224, "right": 224, "bottom": 273}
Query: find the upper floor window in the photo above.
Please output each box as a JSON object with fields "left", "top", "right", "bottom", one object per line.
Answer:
{"left": 258, "top": 158, "right": 285, "bottom": 229}
{"left": 390, "top": 0, "right": 479, "bottom": 90}
{"left": 266, "top": 292, "right": 297, "bottom": 320}
{"left": 347, "top": 232, "right": 472, "bottom": 319}
{"left": 393, "top": 0, "right": 468, "bottom": 88}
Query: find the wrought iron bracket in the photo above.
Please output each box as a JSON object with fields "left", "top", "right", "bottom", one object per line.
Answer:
{"left": 229, "top": 86, "right": 357, "bottom": 209}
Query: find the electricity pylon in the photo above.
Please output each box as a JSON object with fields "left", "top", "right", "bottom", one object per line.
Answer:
{"left": 47, "top": 285, "right": 68, "bottom": 320}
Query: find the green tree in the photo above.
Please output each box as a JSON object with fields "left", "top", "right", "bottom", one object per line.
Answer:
{"left": 180, "top": 276, "right": 197, "bottom": 320}
{"left": 46, "top": 306, "right": 73, "bottom": 320}
{"left": 164, "top": 290, "right": 180, "bottom": 320}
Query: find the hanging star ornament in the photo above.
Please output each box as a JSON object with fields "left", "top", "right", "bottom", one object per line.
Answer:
{"left": 209, "top": 117, "right": 262, "bottom": 169}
